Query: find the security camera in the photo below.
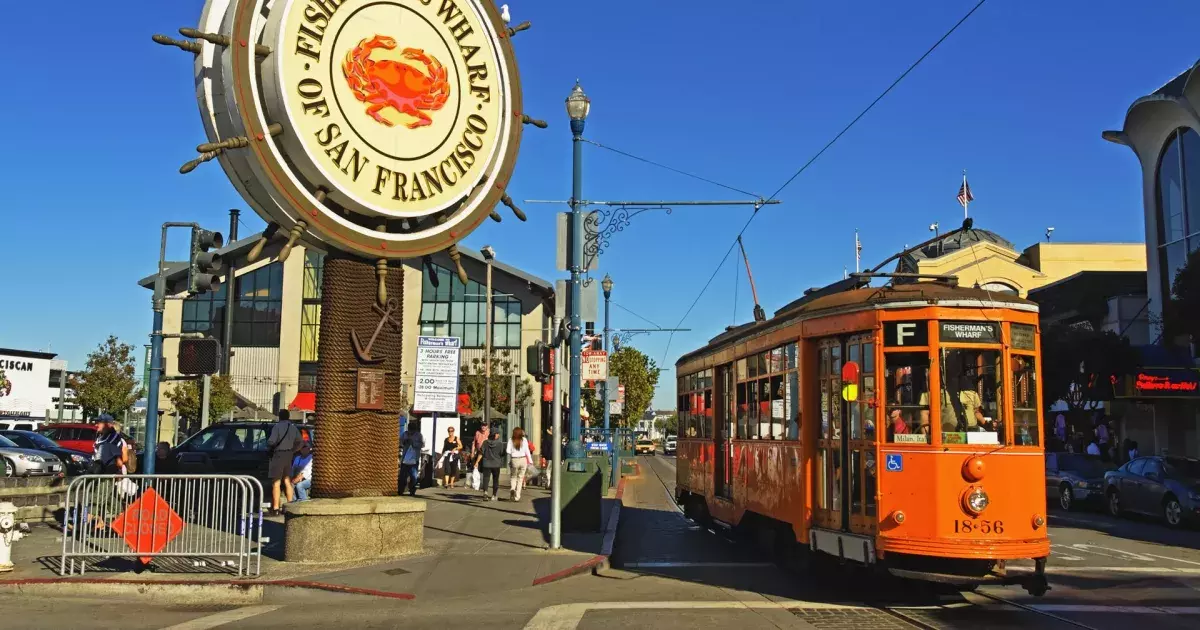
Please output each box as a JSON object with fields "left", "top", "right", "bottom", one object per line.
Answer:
{"left": 481, "top": 245, "right": 496, "bottom": 260}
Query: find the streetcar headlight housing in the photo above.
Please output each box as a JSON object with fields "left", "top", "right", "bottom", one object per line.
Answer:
{"left": 1032, "top": 514, "right": 1045, "bottom": 529}
{"left": 963, "top": 487, "right": 989, "bottom": 515}
{"left": 891, "top": 510, "right": 906, "bottom": 525}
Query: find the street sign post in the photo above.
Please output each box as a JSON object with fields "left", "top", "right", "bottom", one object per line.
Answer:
{"left": 413, "top": 337, "right": 462, "bottom": 414}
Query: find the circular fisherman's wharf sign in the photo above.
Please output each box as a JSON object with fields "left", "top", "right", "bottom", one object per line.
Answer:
{"left": 192, "top": 0, "right": 523, "bottom": 259}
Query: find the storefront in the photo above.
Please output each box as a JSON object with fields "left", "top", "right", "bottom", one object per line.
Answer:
{"left": 0, "top": 348, "right": 57, "bottom": 421}
{"left": 1111, "top": 348, "right": 1200, "bottom": 458}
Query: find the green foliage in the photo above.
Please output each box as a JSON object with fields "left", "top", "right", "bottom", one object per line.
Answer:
{"left": 1166, "top": 247, "right": 1200, "bottom": 344}
{"left": 165, "top": 375, "right": 237, "bottom": 423}
{"left": 655, "top": 414, "right": 677, "bottom": 435}
{"left": 1040, "top": 324, "right": 1140, "bottom": 414}
{"left": 73, "top": 336, "right": 144, "bottom": 418}
{"left": 459, "top": 351, "right": 534, "bottom": 416}
{"left": 581, "top": 346, "right": 661, "bottom": 429}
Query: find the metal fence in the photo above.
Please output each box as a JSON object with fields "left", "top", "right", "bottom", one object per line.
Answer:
{"left": 60, "top": 475, "right": 264, "bottom": 577}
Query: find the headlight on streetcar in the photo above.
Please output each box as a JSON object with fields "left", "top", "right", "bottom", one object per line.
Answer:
{"left": 963, "top": 487, "right": 989, "bottom": 515}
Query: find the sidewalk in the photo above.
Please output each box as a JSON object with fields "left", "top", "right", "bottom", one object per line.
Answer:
{"left": 0, "top": 471, "right": 619, "bottom": 601}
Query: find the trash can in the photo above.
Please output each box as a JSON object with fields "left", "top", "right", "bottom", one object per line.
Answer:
{"left": 560, "top": 459, "right": 602, "bottom": 532}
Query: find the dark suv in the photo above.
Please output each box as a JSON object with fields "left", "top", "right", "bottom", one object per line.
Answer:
{"left": 170, "top": 421, "right": 314, "bottom": 483}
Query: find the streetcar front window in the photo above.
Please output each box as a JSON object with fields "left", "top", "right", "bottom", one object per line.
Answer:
{"left": 884, "top": 353, "right": 931, "bottom": 444}
{"left": 936, "top": 348, "right": 1005, "bottom": 445}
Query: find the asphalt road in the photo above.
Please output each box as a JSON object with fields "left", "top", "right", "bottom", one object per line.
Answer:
{"left": 2, "top": 454, "right": 1197, "bottom": 629}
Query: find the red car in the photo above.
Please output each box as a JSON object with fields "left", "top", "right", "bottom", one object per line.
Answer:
{"left": 39, "top": 423, "right": 138, "bottom": 458}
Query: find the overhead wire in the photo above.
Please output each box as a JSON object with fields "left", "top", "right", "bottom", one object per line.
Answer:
{"left": 659, "top": 0, "right": 989, "bottom": 367}
{"left": 582, "top": 138, "right": 762, "bottom": 199}
{"left": 610, "top": 301, "right": 664, "bottom": 330}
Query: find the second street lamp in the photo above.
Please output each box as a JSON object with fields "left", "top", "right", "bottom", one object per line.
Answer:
{"left": 565, "top": 81, "right": 590, "bottom": 460}
{"left": 601, "top": 274, "right": 613, "bottom": 432}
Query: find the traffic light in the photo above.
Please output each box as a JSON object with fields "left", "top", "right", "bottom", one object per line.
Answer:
{"left": 526, "top": 341, "right": 551, "bottom": 383}
{"left": 188, "top": 227, "right": 224, "bottom": 294}
{"left": 178, "top": 338, "right": 223, "bottom": 375}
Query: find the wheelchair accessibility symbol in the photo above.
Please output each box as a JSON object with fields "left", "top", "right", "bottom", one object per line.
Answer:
{"left": 885, "top": 454, "right": 903, "bottom": 472}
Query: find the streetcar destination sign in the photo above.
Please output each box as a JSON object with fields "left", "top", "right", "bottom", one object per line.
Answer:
{"left": 413, "top": 336, "right": 462, "bottom": 413}
{"left": 188, "top": 0, "right": 524, "bottom": 259}
{"left": 939, "top": 321, "right": 999, "bottom": 344}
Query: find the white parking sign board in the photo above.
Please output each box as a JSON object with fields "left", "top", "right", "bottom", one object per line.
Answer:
{"left": 414, "top": 337, "right": 462, "bottom": 414}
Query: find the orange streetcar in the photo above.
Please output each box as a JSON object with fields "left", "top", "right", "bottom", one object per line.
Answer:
{"left": 674, "top": 270, "right": 1050, "bottom": 595}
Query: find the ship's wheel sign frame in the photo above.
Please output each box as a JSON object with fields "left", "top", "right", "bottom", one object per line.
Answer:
{"left": 187, "top": 0, "right": 525, "bottom": 260}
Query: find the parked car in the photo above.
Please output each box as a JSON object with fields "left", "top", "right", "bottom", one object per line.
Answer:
{"left": 1104, "top": 455, "right": 1200, "bottom": 528}
{"left": 1045, "top": 452, "right": 1108, "bottom": 511}
{"left": 0, "top": 434, "right": 63, "bottom": 477}
{"left": 0, "top": 419, "right": 46, "bottom": 432}
{"left": 0, "top": 430, "right": 91, "bottom": 476}
{"left": 39, "top": 423, "right": 139, "bottom": 456}
{"left": 170, "top": 420, "right": 316, "bottom": 483}
{"left": 663, "top": 436, "right": 677, "bottom": 456}
{"left": 635, "top": 438, "right": 656, "bottom": 456}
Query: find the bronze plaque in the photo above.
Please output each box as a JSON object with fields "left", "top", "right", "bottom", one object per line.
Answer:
{"left": 356, "top": 369, "right": 386, "bottom": 411}
{"left": 1010, "top": 324, "right": 1036, "bottom": 350}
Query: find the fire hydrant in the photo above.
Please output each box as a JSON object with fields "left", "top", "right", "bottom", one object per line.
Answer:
{"left": 0, "top": 501, "right": 27, "bottom": 573}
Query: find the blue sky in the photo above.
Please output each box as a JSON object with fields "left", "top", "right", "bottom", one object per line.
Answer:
{"left": 1, "top": 0, "right": 1196, "bottom": 410}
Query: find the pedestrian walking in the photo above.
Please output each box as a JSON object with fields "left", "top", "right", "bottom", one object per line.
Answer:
{"left": 92, "top": 415, "right": 129, "bottom": 474}
{"left": 472, "top": 421, "right": 489, "bottom": 463}
{"left": 400, "top": 421, "right": 424, "bottom": 497}
{"left": 507, "top": 428, "right": 532, "bottom": 501}
{"left": 440, "top": 427, "right": 463, "bottom": 489}
{"left": 541, "top": 424, "right": 555, "bottom": 488}
{"left": 474, "top": 429, "right": 505, "bottom": 501}
{"left": 267, "top": 409, "right": 301, "bottom": 515}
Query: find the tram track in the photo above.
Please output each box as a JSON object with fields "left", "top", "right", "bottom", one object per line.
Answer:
{"left": 634, "top": 455, "right": 1103, "bottom": 630}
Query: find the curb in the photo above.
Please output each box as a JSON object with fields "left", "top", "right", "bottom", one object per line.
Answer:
{"left": 530, "top": 469, "right": 629, "bottom": 586}
{"left": 0, "top": 577, "right": 415, "bottom": 603}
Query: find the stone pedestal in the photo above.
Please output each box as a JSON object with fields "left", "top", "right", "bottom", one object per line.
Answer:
{"left": 283, "top": 496, "right": 425, "bottom": 563}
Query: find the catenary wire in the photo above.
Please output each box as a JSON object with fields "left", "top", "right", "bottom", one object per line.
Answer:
{"left": 582, "top": 138, "right": 762, "bottom": 199}
{"left": 659, "top": 0, "right": 988, "bottom": 367}
{"left": 610, "top": 301, "right": 665, "bottom": 330}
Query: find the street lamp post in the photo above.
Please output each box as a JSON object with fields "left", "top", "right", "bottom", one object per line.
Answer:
{"left": 482, "top": 246, "right": 496, "bottom": 433}
{"left": 601, "top": 274, "right": 616, "bottom": 488}
{"left": 601, "top": 274, "right": 612, "bottom": 432}
{"left": 565, "top": 81, "right": 590, "bottom": 460}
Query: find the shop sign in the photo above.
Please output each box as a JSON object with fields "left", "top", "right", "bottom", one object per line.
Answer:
{"left": 939, "top": 321, "right": 999, "bottom": 344}
{"left": 1123, "top": 370, "right": 1200, "bottom": 398}
{"left": 188, "top": 0, "right": 524, "bottom": 259}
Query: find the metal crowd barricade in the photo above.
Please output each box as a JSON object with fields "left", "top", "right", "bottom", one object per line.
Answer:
{"left": 60, "top": 475, "right": 264, "bottom": 577}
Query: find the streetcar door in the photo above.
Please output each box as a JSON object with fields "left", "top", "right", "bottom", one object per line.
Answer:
{"left": 715, "top": 365, "right": 733, "bottom": 499}
{"left": 815, "top": 335, "right": 877, "bottom": 534}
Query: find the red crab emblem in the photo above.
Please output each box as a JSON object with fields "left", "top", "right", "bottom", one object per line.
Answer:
{"left": 342, "top": 35, "right": 451, "bottom": 129}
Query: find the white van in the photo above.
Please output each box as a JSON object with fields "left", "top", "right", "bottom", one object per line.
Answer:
{"left": 0, "top": 419, "right": 46, "bottom": 433}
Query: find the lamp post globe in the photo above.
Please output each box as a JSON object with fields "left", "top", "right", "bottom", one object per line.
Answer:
{"left": 602, "top": 274, "right": 613, "bottom": 298}
{"left": 566, "top": 81, "right": 590, "bottom": 137}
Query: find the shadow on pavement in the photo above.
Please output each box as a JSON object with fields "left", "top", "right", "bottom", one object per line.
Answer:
{"left": 1048, "top": 507, "right": 1200, "bottom": 550}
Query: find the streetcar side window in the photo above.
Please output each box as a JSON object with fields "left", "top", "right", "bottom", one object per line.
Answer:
{"left": 884, "top": 352, "right": 930, "bottom": 443}
{"left": 1012, "top": 355, "right": 1039, "bottom": 446}
{"left": 736, "top": 381, "right": 748, "bottom": 439}
{"left": 936, "top": 349, "right": 1006, "bottom": 446}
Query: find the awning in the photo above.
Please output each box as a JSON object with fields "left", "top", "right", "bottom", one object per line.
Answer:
{"left": 289, "top": 392, "right": 316, "bottom": 412}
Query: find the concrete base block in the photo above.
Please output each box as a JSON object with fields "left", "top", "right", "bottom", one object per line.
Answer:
{"left": 283, "top": 496, "right": 425, "bottom": 563}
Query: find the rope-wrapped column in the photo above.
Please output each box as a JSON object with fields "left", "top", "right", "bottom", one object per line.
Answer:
{"left": 313, "top": 255, "right": 404, "bottom": 497}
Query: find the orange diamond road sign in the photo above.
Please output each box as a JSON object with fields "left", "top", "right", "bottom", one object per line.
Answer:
{"left": 110, "top": 488, "right": 184, "bottom": 563}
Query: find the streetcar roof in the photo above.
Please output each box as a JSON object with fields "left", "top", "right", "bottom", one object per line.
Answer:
{"left": 677, "top": 282, "right": 1035, "bottom": 367}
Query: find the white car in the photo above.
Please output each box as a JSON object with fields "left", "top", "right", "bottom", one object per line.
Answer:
{"left": 0, "top": 419, "right": 46, "bottom": 433}
{"left": 664, "top": 437, "right": 677, "bottom": 456}
{"left": 0, "top": 434, "right": 62, "bottom": 477}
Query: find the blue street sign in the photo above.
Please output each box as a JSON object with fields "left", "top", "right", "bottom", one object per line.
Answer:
{"left": 588, "top": 442, "right": 610, "bottom": 452}
{"left": 885, "top": 454, "right": 903, "bottom": 472}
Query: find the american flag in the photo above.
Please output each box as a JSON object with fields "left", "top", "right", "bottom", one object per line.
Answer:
{"left": 957, "top": 176, "right": 974, "bottom": 208}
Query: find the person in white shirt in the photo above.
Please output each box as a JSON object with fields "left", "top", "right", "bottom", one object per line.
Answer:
{"left": 506, "top": 428, "right": 533, "bottom": 501}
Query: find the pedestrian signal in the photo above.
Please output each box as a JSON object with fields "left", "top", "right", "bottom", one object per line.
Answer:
{"left": 179, "top": 338, "right": 223, "bottom": 375}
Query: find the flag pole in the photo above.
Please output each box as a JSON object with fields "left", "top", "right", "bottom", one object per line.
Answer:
{"left": 854, "top": 229, "right": 861, "bottom": 273}
{"left": 962, "top": 170, "right": 969, "bottom": 219}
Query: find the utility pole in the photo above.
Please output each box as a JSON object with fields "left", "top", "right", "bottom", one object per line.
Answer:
{"left": 200, "top": 374, "right": 212, "bottom": 429}
{"left": 223, "top": 209, "right": 239, "bottom": 374}
{"left": 565, "top": 82, "right": 590, "bottom": 460}
{"left": 57, "top": 368, "right": 66, "bottom": 421}
{"left": 550, "top": 316, "right": 563, "bottom": 549}
{"left": 483, "top": 246, "right": 496, "bottom": 431}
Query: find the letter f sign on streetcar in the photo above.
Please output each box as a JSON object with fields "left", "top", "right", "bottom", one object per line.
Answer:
{"left": 885, "top": 321, "right": 927, "bottom": 347}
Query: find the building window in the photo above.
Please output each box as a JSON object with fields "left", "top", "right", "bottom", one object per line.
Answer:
{"left": 300, "top": 252, "right": 324, "bottom": 363}
{"left": 979, "top": 282, "right": 1019, "bottom": 295}
{"left": 420, "top": 262, "right": 521, "bottom": 348}
{"left": 182, "top": 284, "right": 227, "bottom": 337}
{"left": 1156, "top": 128, "right": 1200, "bottom": 301}
{"left": 231, "top": 263, "right": 283, "bottom": 347}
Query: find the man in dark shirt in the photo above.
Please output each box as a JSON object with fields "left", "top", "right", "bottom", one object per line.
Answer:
{"left": 267, "top": 409, "right": 300, "bottom": 515}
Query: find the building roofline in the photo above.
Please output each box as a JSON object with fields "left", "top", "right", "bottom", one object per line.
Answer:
{"left": 1026, "top": 269, "right": 1147, "bottom": 297}
{"left": 0, "top": 348, "right": 58, "bottom": 360}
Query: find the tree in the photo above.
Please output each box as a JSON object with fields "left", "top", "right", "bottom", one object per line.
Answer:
{"left": 459, "top": 350, "right": 535, "bottom": 417}
{"left": 1040, "top": 324, "right": 1140, "bottom": 418}
{"left": 73, "top": 336, "right": 144, "bottom": 419}
{"left": 165, "top": 375, "right": 237, "bottom": 423}
{"left": 1166, "top": 247, "right": 1200, "bottom": 344}
{"left": 581, "top": 346, "right": 661, "bottom": 429}
{"left": 655, "top": 414, "right": 677, "bottom": 436}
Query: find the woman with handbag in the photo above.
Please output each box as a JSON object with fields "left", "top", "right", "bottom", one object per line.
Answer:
{"left": 506, "top": 428, "right": 532, "bottom": 501}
